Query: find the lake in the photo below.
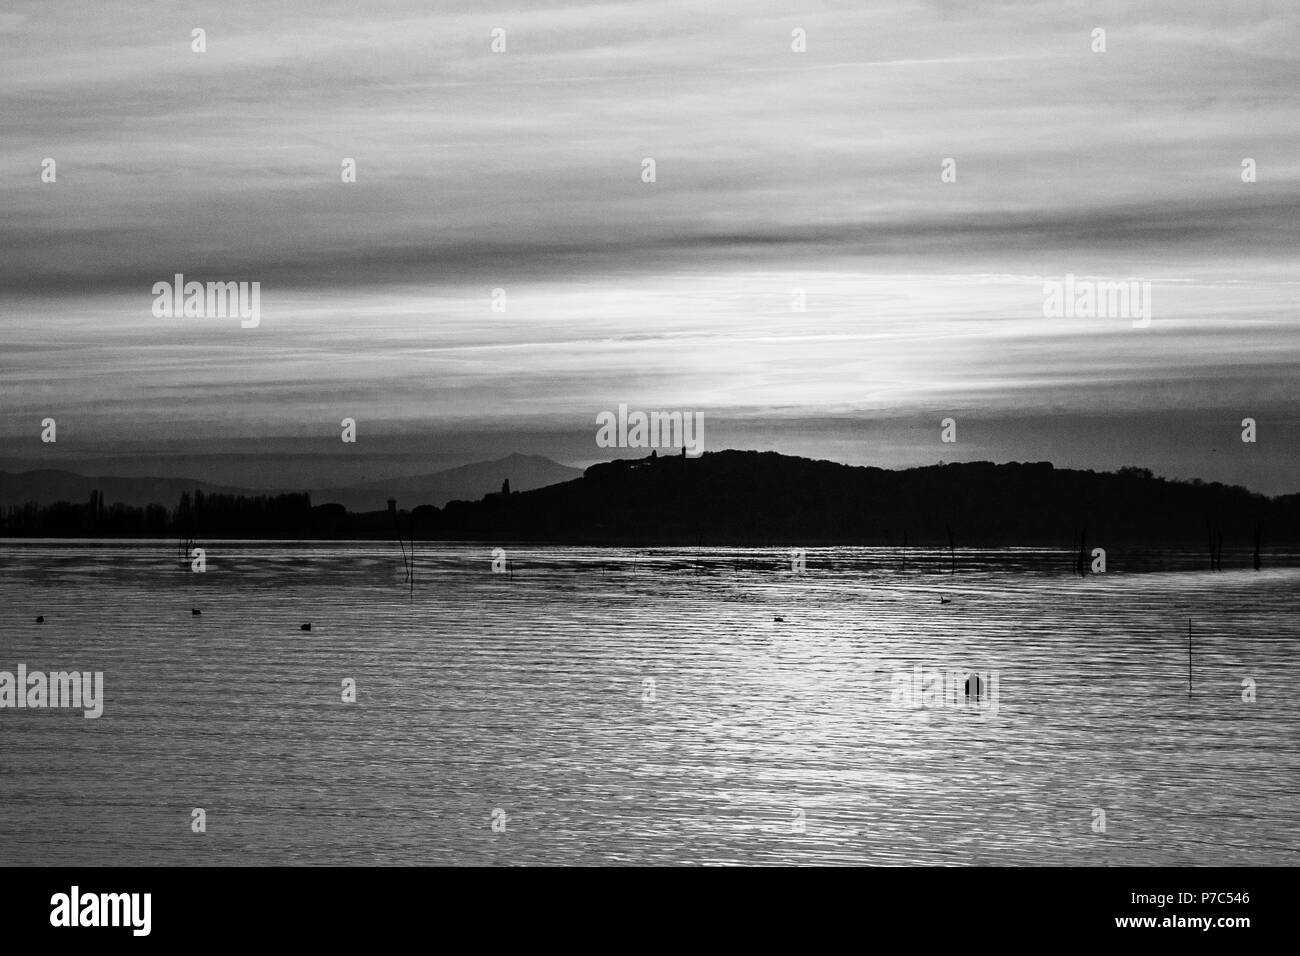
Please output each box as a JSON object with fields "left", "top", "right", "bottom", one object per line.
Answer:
{"left": 1, "top": 541, "right": 1296, "bottom": 865}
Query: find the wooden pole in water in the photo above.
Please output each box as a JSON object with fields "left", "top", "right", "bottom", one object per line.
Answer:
{"left": 1188, "top": 618, "right": 1192, "bottom": 696}
{"left": 391, "top": 500, "right": 409, "bottom": 587}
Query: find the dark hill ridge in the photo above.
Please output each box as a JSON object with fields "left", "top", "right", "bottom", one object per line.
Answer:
{"left": 435, "top": 450, "right": 1299, "bottom": 547}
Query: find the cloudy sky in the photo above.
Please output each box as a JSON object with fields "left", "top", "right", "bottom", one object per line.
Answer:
{"left": 1, "top": 0, "right": 1296, "bottom": 493}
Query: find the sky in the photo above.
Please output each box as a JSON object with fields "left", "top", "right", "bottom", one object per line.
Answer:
{"left": 1, "top": 0, "right": 1297, "bottom": 493}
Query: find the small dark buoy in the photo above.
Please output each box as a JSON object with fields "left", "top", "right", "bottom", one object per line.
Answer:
{"left": 191, "top": 608, "right": 201, "bottom": 616}
{"left": 300, "top": 623, "right": 312, "bottom": 632}
{"left": 939, "top": 596, "right": 951, "bottom": 604}
{"left": 35, "top": 615, "right": 44, "bottom": 624}
{"left": 773, "top": 616, "right": 784, "bottom": 622}
{"left": 965, "top": 674, "right": 982, "bottom": 700}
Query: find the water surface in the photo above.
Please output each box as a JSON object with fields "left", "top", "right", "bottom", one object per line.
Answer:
{"left": 1, "top": 542, "right": 1296, "bottom": 865}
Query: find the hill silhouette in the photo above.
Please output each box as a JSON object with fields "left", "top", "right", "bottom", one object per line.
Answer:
{"left": 2, "top": 450, "right": 1296, "bottom": 550}
{"left": 433, "top": 450, "right": 1297, "bottom": 548}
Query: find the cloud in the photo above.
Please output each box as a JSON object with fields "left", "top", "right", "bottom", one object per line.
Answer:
{"left": 0, "top": 1, "right": 1296, "bottom": 490}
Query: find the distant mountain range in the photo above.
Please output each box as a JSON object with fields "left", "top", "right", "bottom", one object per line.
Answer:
{"left": 0, "top": 469, "right": 248, "bottom": 510}
{"left": 313, "top": 453, "right": 582, "bottom": 512}
{"left": 0, "top": 453, "right": 582, "bottom": 512}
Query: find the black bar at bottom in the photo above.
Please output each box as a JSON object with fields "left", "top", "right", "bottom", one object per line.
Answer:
{"left": 0, "top": 865, "right": 1283, "bottom": 944}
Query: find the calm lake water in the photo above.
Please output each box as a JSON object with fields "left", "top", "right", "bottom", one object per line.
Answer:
{"left": 1, "top": 541, "right": 1297, "bottom": 866}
